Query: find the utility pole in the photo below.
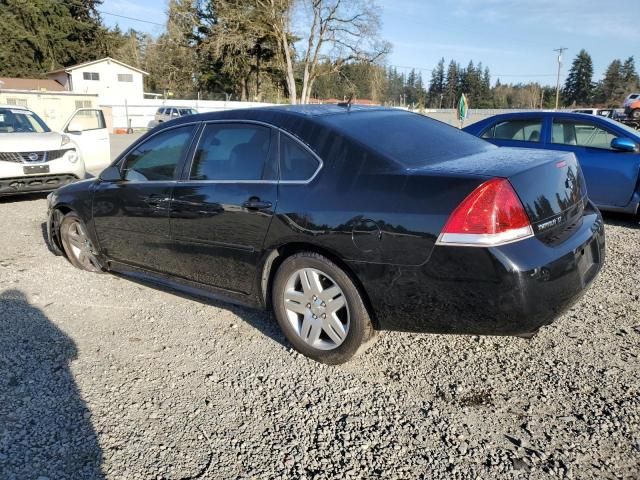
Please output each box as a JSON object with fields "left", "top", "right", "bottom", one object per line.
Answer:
{"left": 553, "top": 47, "right": 567, "bottom": 110}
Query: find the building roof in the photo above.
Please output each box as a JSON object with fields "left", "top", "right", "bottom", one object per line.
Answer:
{"left": 47, "top": 57, "right": 148, "bottom": 76}
{"left": 0, "top": 77, "right": 66, "bottom": 92}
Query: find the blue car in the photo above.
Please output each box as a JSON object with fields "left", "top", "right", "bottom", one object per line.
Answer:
{"left": 464, "top": 112, "right": 640, "bottom": 215}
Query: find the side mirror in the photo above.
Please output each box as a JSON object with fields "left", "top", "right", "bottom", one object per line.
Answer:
{"left": 99, "top": 165, "right": 123, "bottom": 182}
{"left": 611, "top": 137, "right": 638, "bottom": 152}
{"left": 66, "top": 122, "right": 84, "bottom": 134}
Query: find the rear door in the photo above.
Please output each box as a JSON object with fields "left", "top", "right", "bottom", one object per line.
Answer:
{"left": 549, "top": 117, "right": 640, "bottom": 207}
{"left": 92, "top": 124, "right": 198, "bottom": 271}
{"left": 480, "top": 116, "right": 547, "bottom": 149}
{"left": 63, "top": 109, "right": 111, "bottom": 173}
{"left": 168, "top": 121, "right": 278, "bottom": 293}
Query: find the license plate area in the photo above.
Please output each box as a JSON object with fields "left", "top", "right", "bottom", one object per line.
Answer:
{"left": 23, "top": 165, "right": 50, "bottom": 175}
{"left": 577, "top": 239, "right": 598, "bottom": 285}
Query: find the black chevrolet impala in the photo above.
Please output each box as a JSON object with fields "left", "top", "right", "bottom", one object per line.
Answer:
{"left": 46, "top": 105, "right": 605, "bottom": 364}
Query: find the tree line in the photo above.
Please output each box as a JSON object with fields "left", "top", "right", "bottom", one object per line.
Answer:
{"left": 1, "top": 0, "right": 638, "bottom": 108}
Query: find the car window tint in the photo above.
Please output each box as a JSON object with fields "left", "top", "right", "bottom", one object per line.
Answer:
{"left": 191, "top": 124, "right": 272, "bottom": 181}
{"left": 552, "top": 120, "right": 617, "bottom": 150}
{"left": 123, "top": 125, "right": 195, "bottom": 181}
{"left": 489, "top": 119, "right": 542, "bottom": 142}
{"left": 280, "top": 134, "right": 320, "bottom": 181}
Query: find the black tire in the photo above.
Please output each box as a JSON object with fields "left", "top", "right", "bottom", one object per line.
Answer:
{"left": 272, "top": 252, "right": 376, "bottom": 364}
{"left": 632, "top": 109, "right": 640, "bottom": 120}
{"left": 59, "top": 212, "right": 103, "bottom": 273}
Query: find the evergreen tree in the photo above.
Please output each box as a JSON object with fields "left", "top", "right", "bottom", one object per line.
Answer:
{"left": 0, "top": 0, "right": 114, "bottom": 76}
{"left": 563, "top": 49, "right": 594, "bottom": 106}
{"left": 444, "top": 60, "right": 459, "bottom": 108}
{"left": 599, "top": 59, "right": 625, "bottom": 106}
{"left": 428, "top": 58, "right": 445, "bottom": 107}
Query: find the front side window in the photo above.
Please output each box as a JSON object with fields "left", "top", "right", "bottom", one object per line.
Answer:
{"left": 83, "top": 72, "right": 100, "bottom": 81}
{"left": 280, "top": 134, "right": 320, "bottom": 181}
{"left": 67, "top": 109, "right": 106, "bottom": 132}
{"left": 552, "top": 119, "right": 617, "bottom": 150}
{"left": 483, "top": 119, "right": 543, "bottom": 142}
{"left": 191, "top": 124, "right": 272, "bottom": 181}
{"left": 123, "top": 125, "right": 196, "bottom": 181}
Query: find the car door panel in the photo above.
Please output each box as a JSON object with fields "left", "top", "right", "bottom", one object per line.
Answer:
{"left": 92, "top": 124, "right": 198, "bottom": 271}
{"left": 169, "top": 183, "right": 277, "bottom": 293}
{"left": 63, "top": 109, "right": 111, "bottom": 173}
{"left": 550, "top": 117, "right": 640, "bottom": 207}
{"left": 168, "top": 122, "right": 278, "bottom": 294}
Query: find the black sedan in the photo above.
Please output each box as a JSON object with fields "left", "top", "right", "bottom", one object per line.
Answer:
{"left": 46, "top": 105, "right": 605, "bottom": 364}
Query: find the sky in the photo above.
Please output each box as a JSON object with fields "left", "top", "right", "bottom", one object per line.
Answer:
{"left": 100, "top": 0, "right": 640, "bottom": 87}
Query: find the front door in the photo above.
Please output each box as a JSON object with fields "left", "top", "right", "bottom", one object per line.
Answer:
{"left": 63, "top": 109, "right": 111, "bottom": 173}
{"left": 169, "top": 122, "right": 278, "bottom": 294}
{"left": 550, "top": 117, "right": 640, "bottom": 207}
{"left": 92, "top": 124, "right": 197, "bottom": 272}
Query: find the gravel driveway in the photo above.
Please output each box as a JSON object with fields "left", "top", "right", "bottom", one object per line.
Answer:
{"left": 0, "top": 195, "right": 638, "bottom": 479}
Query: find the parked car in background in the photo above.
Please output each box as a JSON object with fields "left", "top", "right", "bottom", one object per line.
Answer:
{"left": 0, "top": 105, "right": 110, "bottom": 196}
{"left": 572, "top": 108, "right": 619, "bottom": 119}
{"left": 464, "top": 111, "right": 640, "bottom": 215}
{"left": 47, "top": 106, "right": 604, "bottom": 364}
{"left": 623, "top": 93, "right": 640, "bottom": 118}
{"left": 154, "top": 106, "right": 198, "bottom": 123}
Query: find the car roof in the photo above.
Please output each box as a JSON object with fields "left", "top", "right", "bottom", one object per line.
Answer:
{"left": 158, "top": 104, "right": 398, "bottom": 131}
{"left": 0, "top": 104, "right": 29, "bottom": 110}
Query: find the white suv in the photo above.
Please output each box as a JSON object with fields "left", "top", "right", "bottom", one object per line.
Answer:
{"left": 154, "top": 106, "right": 198, "bottom": 123}
{"left": 0, "top": 105, "right": 109, "bottom": 196}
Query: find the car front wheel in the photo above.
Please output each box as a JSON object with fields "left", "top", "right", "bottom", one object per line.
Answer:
{"left": 59, "top": 212, "right": 103, "bottom": 273}
{"left": 272, "top": 252, "right": 376, "bottom": 364}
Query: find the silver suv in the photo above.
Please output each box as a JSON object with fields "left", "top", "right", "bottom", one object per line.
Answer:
{"left": 154, "top": 106, "right": 198, "bottom": 123}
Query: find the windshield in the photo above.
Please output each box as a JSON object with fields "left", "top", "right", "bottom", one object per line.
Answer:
{"left": 0, "top": 108, "right": 50, "bottom": 133}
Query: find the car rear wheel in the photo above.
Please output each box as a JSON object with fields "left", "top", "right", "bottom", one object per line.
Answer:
{"left": 272, "top": 252, "right": 376, "bottom": 364}
{"left": 60, "top": 212, "right": 103, "bottom": 273}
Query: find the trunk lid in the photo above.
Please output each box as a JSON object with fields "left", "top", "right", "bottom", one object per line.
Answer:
{"left": 413, "top": 147, "right": 587, "bottom": 242}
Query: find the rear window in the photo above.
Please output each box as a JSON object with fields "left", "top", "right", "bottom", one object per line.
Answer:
{"left": 320, "top": 110, "right": 493, "bottom": 167}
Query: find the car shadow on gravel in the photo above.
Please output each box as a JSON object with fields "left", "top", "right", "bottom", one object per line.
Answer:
{"left": 602, "top": 212, "right": 639, "bottom": 230}
{"left": 0, "top": 192, "right": 49, "bottom": 204}
{"left": 0, "top": 290, "right": 104, "bottom": 479}
{"left": 113, "top": 271, "right": 289, "bottom": 348}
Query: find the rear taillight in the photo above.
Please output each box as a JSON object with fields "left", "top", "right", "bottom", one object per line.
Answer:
{"left": 437, "top": 178, "right": 533, "bottom": 246}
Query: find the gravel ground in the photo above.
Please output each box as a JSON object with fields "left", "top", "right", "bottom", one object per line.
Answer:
{"left": 0, "top": 195, "right": 638, "bottom": 480}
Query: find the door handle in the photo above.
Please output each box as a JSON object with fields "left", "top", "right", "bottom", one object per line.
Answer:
{"left": 242, "top": 197, "right": 272, "bottom": 211}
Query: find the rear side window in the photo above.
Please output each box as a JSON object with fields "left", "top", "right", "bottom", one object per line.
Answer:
{"left": 280, "top": 134, "right": 320, "bottom": 181}
{"left": 123, "top": 125, "right": 196, "bottom": 181}
{"left": 321, "top": 110, "right": 493, "bottom": 167}
{"left": 191, "top": 123, "right": 273, "bottom": 181}
{"left": 483, "top": 119, "right": 543, "bottom": 142}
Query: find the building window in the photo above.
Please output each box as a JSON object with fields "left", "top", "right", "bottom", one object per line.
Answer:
{"left": 83, "top": 72, "right": 100, "bottom": 81}
{"left": 75, "top": 100, "right": 93, "bottom": 110}
{"left": 117, "top": 73, "right": 133, "bottom": 82}
{"left": 6, "top": 98, "right": 28, "bottom": 107}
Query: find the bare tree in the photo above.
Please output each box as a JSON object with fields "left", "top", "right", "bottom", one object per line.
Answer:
{"left": 259, "top": 0, "right": 389, "bottom": 104}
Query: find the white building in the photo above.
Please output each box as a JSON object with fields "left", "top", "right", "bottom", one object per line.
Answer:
{"left": 47, "top": 57, "right": 147, "bottom": 104}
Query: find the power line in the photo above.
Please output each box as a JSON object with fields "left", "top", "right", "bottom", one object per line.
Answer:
{"left": 98, "top": 11, "right": 165, "bottom": 27}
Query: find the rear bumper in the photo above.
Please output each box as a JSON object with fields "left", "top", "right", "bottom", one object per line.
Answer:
{"left": 0, "top": 174, "right": 79, "bottom": 196}
{"left": 349, "top": 202, "right": 605, "bottom": 336}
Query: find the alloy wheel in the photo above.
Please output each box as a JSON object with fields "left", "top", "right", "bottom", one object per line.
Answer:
{"left": 283, "top": 267, "right": 350, "bottom": 350}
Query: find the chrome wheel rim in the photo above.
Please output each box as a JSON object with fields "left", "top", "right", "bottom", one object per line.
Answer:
{"left": 283, "top": 268, "right": 350, "bottom": 350}
{"left": 66, "top": 221, "right": 100, "bottom": 270}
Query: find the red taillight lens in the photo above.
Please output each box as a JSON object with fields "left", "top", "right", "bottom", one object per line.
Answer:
{"left": 438, "top": 178, "right": 533, "bottom": 246}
